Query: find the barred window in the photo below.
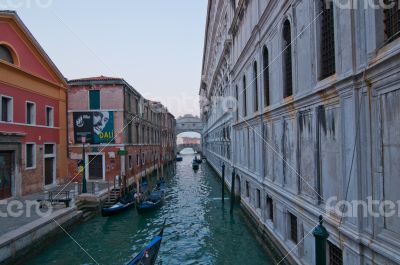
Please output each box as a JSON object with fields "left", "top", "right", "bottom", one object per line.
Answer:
{"left": 289, "top": 212, "right": 298, "bottom": 243}
{"left": 263, "top": 46, "right": 270, "bottom": 106}
{"left": 243, "top": 75, "right": 247, "bottom": 117}
{"left": 235, "top": 85, "right": 239, "bottom": 121}
{"left": 253, "top": 61, "right": 259, "bottom": 112}
{"left": 384, "top": 0, "right": 400, "bottom": 42}
{"left": 283, "top": 20, "right": 293, "bottom": 98}
{"left": 320, "top": 0, "right": 336, "bottom": 79}
{"left": 328, "top": 242, "right": 343, "bottom": 265}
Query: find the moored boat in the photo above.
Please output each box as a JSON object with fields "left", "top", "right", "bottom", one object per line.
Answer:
{"left": 136, "top": 188, "right": 165, "bottom": 214}
{"left": 127, "top": 220, "right": 166, "bottom": 265}
{"left": 192, "top": 161, "right": 199, "bottom": 170}
{"left": 101, "top": 192, "right": 135, "bottom": 216}
{"left": 176, "top": 156, "right": 183, "bottom": 161}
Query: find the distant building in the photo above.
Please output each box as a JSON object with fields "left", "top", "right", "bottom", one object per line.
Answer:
{"left": 177, "top": 137, "right": 201, "bottom": 145}
{"left": 67, "top": 76, "right": 175, "bottom": 189}
{"left": 200, "top": 1, "right": 400, "bottom": 264}
{"left": 0, "top": 11, "right": 68, "bottom": 198}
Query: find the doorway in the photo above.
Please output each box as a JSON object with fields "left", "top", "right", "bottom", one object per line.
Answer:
{"left": 44, "top": 144, "right": 55, "bottom": 186}
{"left": 0, "top": 151, "right": 12, "bottom": 199}
{"left": 87, "top": 154, "right": 104, "bottom": 180}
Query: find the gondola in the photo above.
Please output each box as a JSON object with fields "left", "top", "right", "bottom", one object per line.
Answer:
{"left": 175, "top": 156, "right": 183, "bottom": 161}
{"left": 136, "top": 189, "right": 165, "bottom": 214}
{"left": 194, "top": 157, "right": 202, "bottom": 164}
{"left": 101, "top": 192, "right": 135, "bottom": 217}
{"left": 192, "top": 161, "right": 199, "bottom": 170}
{"left": 127, "top": 220, "right": 166, "bottom": 265}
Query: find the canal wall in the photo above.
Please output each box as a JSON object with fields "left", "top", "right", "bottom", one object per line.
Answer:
{"left": 0, "top": 206, "right": 82, "bottom": 265}
{"left": 206, "top": 160, "right": 296, "bottom": 265}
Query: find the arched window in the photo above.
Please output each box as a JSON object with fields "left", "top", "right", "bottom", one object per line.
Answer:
{"left": 253, "top": 61, "right": 258, "bottom": 112}
{"left": 263, "top": 46, "right": 270, "bottom": 106}
{"left": 0, "top": 45, "right": 14, "bottom": 64}
{"left": 384, "top": 0, "right": 400, "bottom": 42}
{"left": 283, "top": 20, "right": 293, "bottom": 98}
{"left": 320, "top": 0, "right": 335, "bottom": 79}
{"left": 243, "top": 75, "right": 247, "bottom": 117}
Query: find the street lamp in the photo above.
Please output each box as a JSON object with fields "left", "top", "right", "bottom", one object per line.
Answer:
{"left": 81, "top": 136, "right": 87, "bottom": 193}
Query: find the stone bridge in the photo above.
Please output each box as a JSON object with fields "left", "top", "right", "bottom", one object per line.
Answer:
{"left": 176, "top": 143, "right": 202, "bottom": 153}
{"left": 176, "top": 114, "right": 203, "bottom": 135}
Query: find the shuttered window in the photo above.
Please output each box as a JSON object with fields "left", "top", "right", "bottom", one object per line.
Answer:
{"left": 89, "top": 90, "right": 100, "bottom": 110}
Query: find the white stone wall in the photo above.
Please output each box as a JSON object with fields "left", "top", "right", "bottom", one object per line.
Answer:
{"left": 201, "top": 0, "right": 400, "bottom": 264}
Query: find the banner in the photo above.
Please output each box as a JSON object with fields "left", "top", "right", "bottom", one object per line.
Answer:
{"left": 73, "top": 111, "right": 115, "bottom": 144}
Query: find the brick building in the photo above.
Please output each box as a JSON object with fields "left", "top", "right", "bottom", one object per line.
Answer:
{"left": 67, "top": 76, "right": 175, "bottom": 190}
{"left": 0, "top": 11, "right": 68, "bottom": 198}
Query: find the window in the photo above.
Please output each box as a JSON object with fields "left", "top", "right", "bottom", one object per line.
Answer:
{"left": 289, "top": 212, "right": 298, "bottom": 243}
{"left": 384, "top": 0, "right": 400, "bottom": 42}
{"left": 26, "top": 102, "right": 36, "bottom": 125}
{"left": 45, "top": 106, "right": 54, "bottom": 127}
{"left": 44, "top": 144, "right": 54, "bottom": 155}
{"left": 128, "top": 123, "right": 133, "bottom": 143}
{"left": 0, "top": 45, "right": 14, "bottom": 64}
{"left": 136, "top": 154, "right": 140, "bottom": 166}
{"left": 245, "top": 181, "right": 250, "bottom": 197}
{"left": 266, "top": 196, "right": 274, "bottom": 221}
{"left": 263, "top": 46, "right": 270, "bottom": 107}
{"left": 253, "top": 61, "right": 259, "bottom": 112}
{"left": 142, "top": 153, "right": 145, "bottom": 165}
{"left": 256, "top": 189, "right": 261, "bottom": 208}
{"left": 89, "top": 90, "right": 100, "bottom": 110}
{"left": 320, "top": 0, "right": 336, "bottom": 79}
{"left": 128, "top": 155, "right": 133, "bottom": 170}
{"left": 26, "top": 143, "right": 36, "bottom": 169}
{"left": 283, "top": 20, "right": 293, "bottom": 98}
{"left": 1, "top": 96, "right": 12, "bottom": 122}
{"left": 235, "top": 85, "right": 239, "bottom": 121}
{"left": 328, "top": 242, "right": 343, "bottom": 265}
{"left": 243, "top": 75, "right": 247, "bottom": 117}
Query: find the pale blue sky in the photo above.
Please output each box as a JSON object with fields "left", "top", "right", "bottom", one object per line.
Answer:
{"left": 6, "top": 0, "right": 207, "bottom": 118}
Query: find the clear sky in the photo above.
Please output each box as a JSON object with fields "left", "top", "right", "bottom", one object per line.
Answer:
{"left": 5, "top": 0, "right": 207, "bottom": 118}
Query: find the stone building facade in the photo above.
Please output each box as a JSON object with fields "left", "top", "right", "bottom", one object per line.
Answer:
{"left": 200, "top": 1, "right": 400, "bottom": 264}
{"left": 67, "top": 76, "right": 175, "bottom": 190}
{"left": 0, "top": 11, "right": 68, "bottom": 198}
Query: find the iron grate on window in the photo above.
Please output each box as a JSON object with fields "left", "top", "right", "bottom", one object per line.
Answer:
{"left": 263, "top": 46, "right": 270, "bottom": 107}
{"left": 283, "top": 20, "right": 293, "bottom": 97}
{"left": 384, "top": 0, "right": 400, "bottom": 42}
{"left": 320, "top": 0, "right": 336, "bottom": 79}
{"left": 289, "top": 212, "right": 298, "bottom": 243}
{"left": 328, "top": 241, "right": 343, "bottom": 265}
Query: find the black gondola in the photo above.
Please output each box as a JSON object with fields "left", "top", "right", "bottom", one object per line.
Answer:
{"left": 101, "top": 191, "right": 135, "bottom": 216}
{"left": 136, "top": 187, "right": 165, "bottom": 214}
{"left": 175, "top": 156, "right": 183, "bottom": 161}
{"left": 192, "top": 161, "right": 199, "bottom": 170}
{"left": 127, "top": 220, "right": 166, "bottom": 265}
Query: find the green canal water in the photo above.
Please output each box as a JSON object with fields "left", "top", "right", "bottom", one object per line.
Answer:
{"left": 29, "top": 153, "right": 276, "bottom": 265}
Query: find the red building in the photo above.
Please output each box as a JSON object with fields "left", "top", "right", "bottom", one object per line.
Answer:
{"left": 0, "top": 11, "right": 68, "bottom": 198}
{"left": 67, "top": 76, "right": 175, "bottom": 190}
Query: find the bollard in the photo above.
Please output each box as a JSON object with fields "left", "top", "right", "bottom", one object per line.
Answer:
{"left": 313, "top": 215, "right": 329, "bottom": 265}
{"left": 221, "top": 164, "right": 225, "bottom": 204}
{"left": 230, "top": 168, "right": 235, "bottom": 214}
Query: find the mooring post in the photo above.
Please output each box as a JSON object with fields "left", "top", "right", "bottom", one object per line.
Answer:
{"left": 230, "top": 168, "right": 235, "bottom": 214}
{"left": 221, "top": 164, "right": 225, "bottom": 204}
{"left": 313, "top": 215, "right": 329, "bottom": 265}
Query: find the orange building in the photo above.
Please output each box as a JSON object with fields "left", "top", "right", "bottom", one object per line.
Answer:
{"left": 0, "top": 11, "right": 68, "bottom": 198}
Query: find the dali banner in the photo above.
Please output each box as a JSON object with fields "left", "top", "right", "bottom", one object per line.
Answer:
{"left": 73, "top": 111, "right": 115, "bottom": 144}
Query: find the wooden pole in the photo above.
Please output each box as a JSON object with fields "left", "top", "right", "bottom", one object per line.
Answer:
{"left": 221, "top": 164, "right": 225, "bottom": 204}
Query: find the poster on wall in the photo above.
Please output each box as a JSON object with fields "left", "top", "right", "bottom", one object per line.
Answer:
{"left": 73, "top": 111, "right": 115, "bottom": 144}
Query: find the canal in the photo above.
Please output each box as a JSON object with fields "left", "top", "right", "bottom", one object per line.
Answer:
{"left": 29, "top": 153, "right": 277, "bottom": 265}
